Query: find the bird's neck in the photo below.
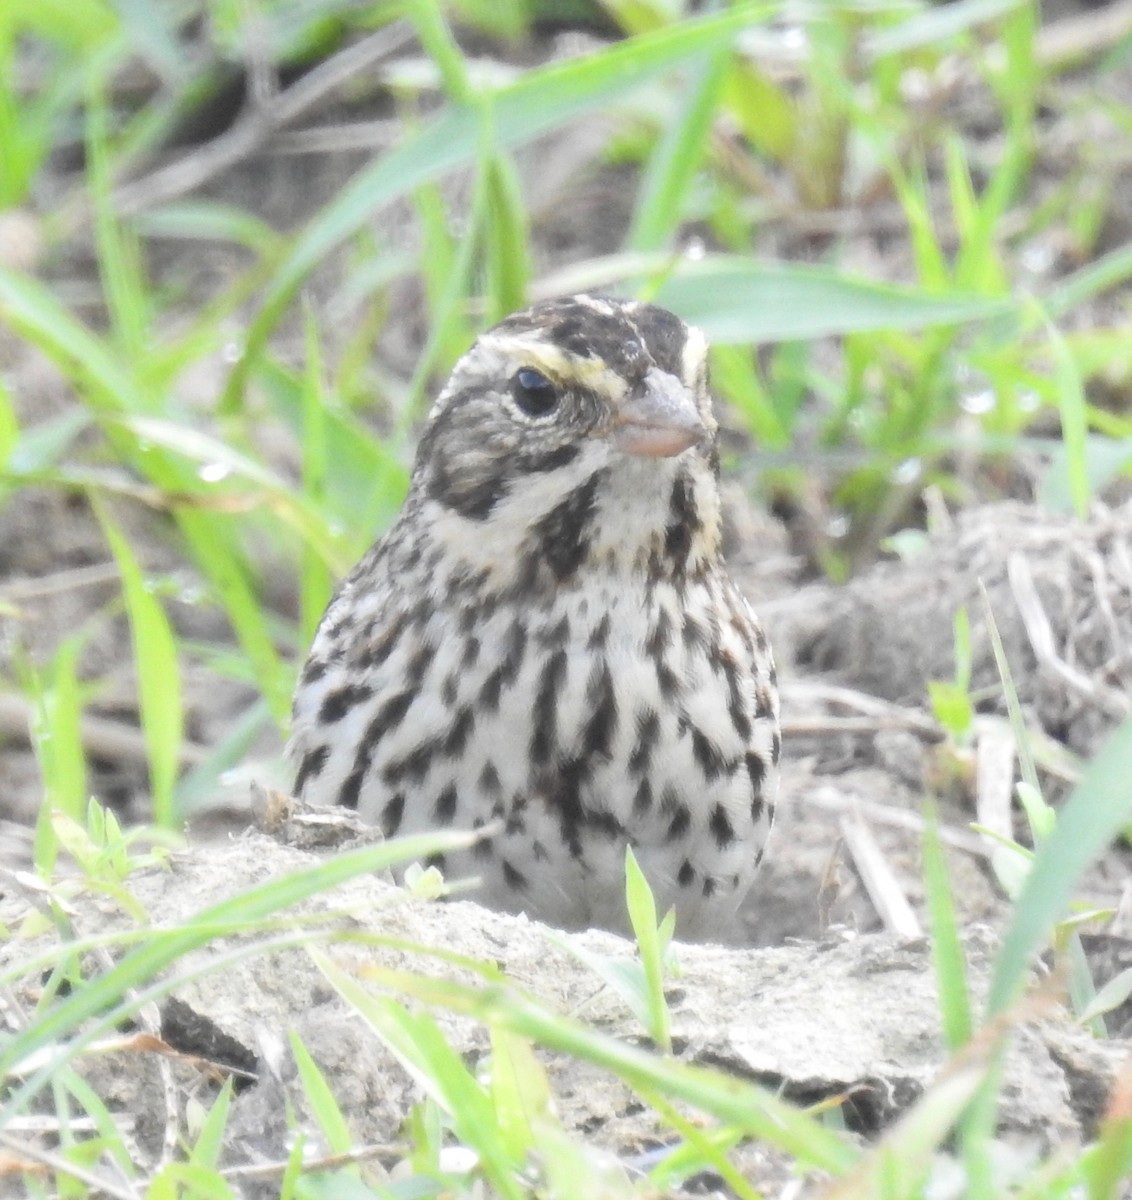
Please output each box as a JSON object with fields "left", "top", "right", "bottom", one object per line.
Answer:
{"left": 402, "top": 454, "right": 723, "bottom": 598}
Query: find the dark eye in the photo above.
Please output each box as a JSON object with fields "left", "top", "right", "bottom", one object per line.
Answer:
{"left": 512, "top": 368, "right": 558, "bottom": 417}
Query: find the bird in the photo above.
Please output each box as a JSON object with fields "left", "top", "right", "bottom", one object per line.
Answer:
{"left": 288, "top": 294, "right": 779, "bottom": 941}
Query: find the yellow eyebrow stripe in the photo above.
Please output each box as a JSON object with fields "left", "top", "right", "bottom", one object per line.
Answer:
{"left": 477, "top": 333, "right": 629, "bottom": 398}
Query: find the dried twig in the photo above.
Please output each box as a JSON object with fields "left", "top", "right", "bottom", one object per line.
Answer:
{"left": 0, "top": 693, "right": 210, "bottom": 769}
{"left": 112, "top": 23, "right": 415, "bottom": 216}
{"left": 839, "top": 808, "right": 922, "bottom": 938}
{"left": 781, "top": 680, "right": 942, "bottom": 740}
{"left": 0, "top": 1133, "right": 141, "bottom": 1200}
{"left": 796, "top": 785, "right": 987, "bottom": 857}
{"left": 0, "top": 562, "right": 121, "bottom": 602}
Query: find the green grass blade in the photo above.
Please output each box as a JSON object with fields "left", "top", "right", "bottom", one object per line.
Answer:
{"left": 351, "top": 963, "right": 857, "bottom": 1172}
{"left": 1037, "top": 309, "right": 1090, "bottom": 518}
{"left": 256, "top": 356, "right": 410, "bottom": 555}
{"left": 988, "top": 715, "right": 1132, "bottom": 1014}
{"left": 650, "top": 258, "right": 1011, "bottom": 342}
{"left": 1044, "top": 241, "right": 1132, "bottom": 319}
{"left": 299, "top": 308, "right": 334, "bottom": 647}
{"left": 187, "top": 1079, "right": 234, "bottom": 1173}
{"left": 0, "top": 265, "right": 155, "bottom": 413}
{"left": 314, "top": 953, "right": 526, "bottom": 1200}
{"left": 481, "top": 150, "right": 531, "bottom": 324}
{"left": 86, "top": 75, "right": 150, "bottom": 365}
{"left": 223, "top": 3, "right": 775, "bottom": 405}
{"left": 290, "top": 1031, "right": 355, "bottom": 1158}
{"left": 412, "top": 179, "right": 467, "bottom": 357}
{"left": 1084, "top": 1086, "right": 1132, "bottom": 1200}
{"left": 628, "top": 46, "right": 729, "bottom": 252}
{"left": 624, "top": 846, "right": 672, "bottom": 1053}
{"left": 488, "top": 1026, "right": 550, "bottom": 1163}
{"left": 0, "top": 373, "right": 18, "bottom": 472}
{"left": 709, "top": 342, "right": 791, "bottom": 448}
{"left": 922, "top": 808, "right": 973, "bottom": 1051}
{"left": 132, "top": 201, "right": 283, "bottom": 256}
{"left": 26, "top": 636, "right": 89, "bottom": 869}
{"left": 174, "top": 696, "right": 272, "bottom": 817}
{"left": 981, "top": 586, "right": 1040, "bottom": 798}
{"left": 0, "top": 829, "right": 481, "bottom": 1121}
{"left": 95, "top": 499, "right": 183, "bottom": 827}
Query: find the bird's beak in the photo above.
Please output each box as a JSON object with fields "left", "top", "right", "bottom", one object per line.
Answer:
{"left": 612, "top": 368, "right": 706, "bottom": 459}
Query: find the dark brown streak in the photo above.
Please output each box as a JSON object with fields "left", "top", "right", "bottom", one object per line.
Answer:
{"left": 530, "top": 648, "right": 568, "bottom": 763}
{"left": 516, "top": 444, "right": 581, "bottom": 474}
{"left": 690, "top": 728, "right": 729, "bottom": 781}
{"left": 382, "top": 793, "right": 405, "bottom": 837}
{"left": 479, "top": 620, "right": 527, "bottom": 711}
{"left": 293, "top": 744, "right": 329, "bottom": 795}
{"left": 534, "top": 471, "right": 604, "bottom": 582}
{"left": 580, "top": 660, "right": 617, "bottom": 759}
{"left": 629, "top": 708, "right": 660, "bottom": 774}
{"left": 664, "top": 472, "right": 699, "bottom": 572}
{"left": 318, "top": 683, "right": 374, "bottom": 725}
{"left": 434, "top": 783, "right": 458, "bottom": 823}
{"left": 357, "top": 612, "right": 409, "bottom": 670}
{"left": 709, "top": 803, "right": 736, "bottom": 847}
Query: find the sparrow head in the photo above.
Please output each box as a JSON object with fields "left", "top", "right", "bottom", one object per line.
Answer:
{"left": 409, "top": 294, "right": 723, "bottom": 585}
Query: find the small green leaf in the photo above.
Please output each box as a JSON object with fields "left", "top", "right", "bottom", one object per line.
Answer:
{"left": 928, "top": 681, "right": 974, "bottom": 741}
{"left": 625, "top": 846, "right": 672, "bottom": 1053}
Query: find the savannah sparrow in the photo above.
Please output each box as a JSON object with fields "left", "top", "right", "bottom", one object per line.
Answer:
{"left": 289, "top": 295, "right": 779, "bottom": 940}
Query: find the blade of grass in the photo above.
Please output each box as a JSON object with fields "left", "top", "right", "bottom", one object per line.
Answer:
{"left": 412, "top": 178, "right": 470, "bottom": 364}
{"left": 349, "top": 962, "right": 857, "bottom": 1172}
{"left": 86, "top": 74, "right": 150, "bottom": 366}
{"left": 489, "top": 1026, "right": 552, "bottom": 1164}
{"left": 0, "top": 374, "right": 17, "bottom": 472}
{"left": 94, "top": 498, "right": 183, "bottom": 827}
{"left": 313, "top": 957, "right": 526, "bottom": 1200}
{"left": 1044, "top": 241, "right": 1132, "bottom": 319}
{"left": 628, "top": 45, "right": 730, "bottom": 252}
{"left": 186, "top": 1079, "right": 234, "bottom": 1174}
{"left": 981, "top": 586, "right": 1040, "bottom": 798}
{"left": 709, "top": 342, "right": 791, "bottom": 449}
{"left": 988, "top": 714, "right": 1132, "bottom": 1014}
{"left": 132, "top": 201, "right": 283, "bottom": 256}
{"left": 257, "top": 353, "right": 410, "bottom": 517}
{"left": 223, "top": 3, "right": 776, "bottom": 406}
{"left": 290, "top": 1031, "right": 356, "bottom": 1160}
{"left": 173, "top": 696, "right": 272, "bottom": 817}
{"left": 650, "top": 257, "right": 1011, "bottom": 342}
{"left": 624, "top": 846, "right": 672, "bottom": 1053}
{"left": 0, "top": 268, "right": 295, "bottom": 724}
{"left": 481, "top": 149, "right": 531, "bottom": 324}
{"left": 1037, "top": 308, "right": 1090, "bottom": 518}
{"left": 922, "top": 806, "right": 973, "bottom": 1051}
{"left": 299, "top": 307, "right": 334, "bottom": 648}
{"left": 26, "top": 635, "right": 89, "bottom": 870}
{"left": 0, "top": 828, "right": 481, "bottom": 1121}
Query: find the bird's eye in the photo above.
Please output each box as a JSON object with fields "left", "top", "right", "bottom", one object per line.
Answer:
{"left": 512, "top": 368, "right": 558, "bottom": 417}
